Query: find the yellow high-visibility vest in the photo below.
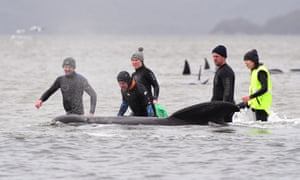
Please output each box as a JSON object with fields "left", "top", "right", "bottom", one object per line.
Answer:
{"left": 248, "top": 65, "right": 272, "bottom": 114}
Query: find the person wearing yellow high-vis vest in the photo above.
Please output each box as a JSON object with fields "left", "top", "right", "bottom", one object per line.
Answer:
{"left": 242, "top": 49, "right": 272, "bottom": 121}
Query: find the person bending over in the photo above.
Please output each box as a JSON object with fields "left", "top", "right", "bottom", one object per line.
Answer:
{"left": 117, "top": 71, "right": 154, "bottom": 117}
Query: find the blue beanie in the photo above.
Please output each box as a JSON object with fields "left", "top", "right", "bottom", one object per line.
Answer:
{"left": 212, "top": 45, "right": 227, "bottom": 58}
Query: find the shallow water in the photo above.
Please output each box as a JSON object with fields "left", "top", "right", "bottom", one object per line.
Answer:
{"left": 0, "top": 34, "right": 300, "bottom": 179}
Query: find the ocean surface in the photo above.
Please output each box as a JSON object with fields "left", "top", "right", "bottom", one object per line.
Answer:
{"left": 0, "top": 34, "right": 300, "bottom": 180}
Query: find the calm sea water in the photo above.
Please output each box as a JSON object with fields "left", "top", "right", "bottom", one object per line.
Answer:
{"left": 0, "top": 34, "right": 300, "bottom": 180}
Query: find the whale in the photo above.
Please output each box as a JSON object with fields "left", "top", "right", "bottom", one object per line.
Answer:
{"left": 269, "top": 68, "right": 284, "bottom": 74}
{"left": 290, "top": 68, "right": 300, "bottom": 72}
{"left": 53, "top": 101, "right": 239, "bottom": 126}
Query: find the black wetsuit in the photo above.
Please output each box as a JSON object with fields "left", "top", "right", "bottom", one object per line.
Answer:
{"left": 212, "top": 63, "right": 235, "bottom": 103}
{"left": 39, "top": 72, "right": 97, "bottom": 115}
{"left": 132, "top": 66, "right": 159, "bottom": 101}
{"left": 211, "top": 63, "right": 235, "bottom": 122}
{"left": 118, "top": 82, "right": 153, "bottom": 116}
{"left": 132, "top": 66, "right": 159, "bottom": 116}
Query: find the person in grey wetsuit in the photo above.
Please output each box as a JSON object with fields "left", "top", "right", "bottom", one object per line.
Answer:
{"left": 35, "top": 57, "right": 97, "bottom": 116}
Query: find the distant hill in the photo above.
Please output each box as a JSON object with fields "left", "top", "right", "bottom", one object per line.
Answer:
{"left": 211, "top": 9, "right": 300, "bottom": 34}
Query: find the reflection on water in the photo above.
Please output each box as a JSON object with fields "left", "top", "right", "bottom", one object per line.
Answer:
{"left": 249, "top": 128, "right": 272, "bottom": 135}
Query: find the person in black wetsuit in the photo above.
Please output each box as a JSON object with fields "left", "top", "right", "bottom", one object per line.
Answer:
{"left": 35, "top": 57, "right": 97, "bottom": 116}
{"left": 131, "top": 47, "right": 159, "bottom": 115}
{"left": 211, "top": 45, "right": 235, "bottom": 122}
{"left": 117, "top": 71, "right": 154, "bottom": 117}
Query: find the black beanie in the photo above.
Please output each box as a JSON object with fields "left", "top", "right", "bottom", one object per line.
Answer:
{"left": 117, "top": 71, "right": 132, "bottom": 85}
{"left": 62, "top": 57, "right": 76, "bottom": 69}
{"left": 212, "top": 45, "right": 227, "bottom": 58}
{"left": 244, "top": 49, "right": 259, "bottom": 64}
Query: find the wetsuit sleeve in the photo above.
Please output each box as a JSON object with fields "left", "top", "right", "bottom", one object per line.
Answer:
{"left": 117, "top": 102, "right": 128, "bottom": 116}
{"left": 147, "top": 104, "right": 154, "bottom": 117}
{"left": 250, "top": 71, "right": 268, "bottom": 99}
{"left": 148, "top": 70, "right": 160, "bottom": 100}
{"left": 83, "top": 79, "right": 97, "bottom": 114}
{"left": 221, "top": 76, "right": 234, "bottom": 102}
{"left": 40, "top": 77, "right": 61, "bottom": 102}
{"left": 117, "top": 92, "right": 128, "bottom": 116}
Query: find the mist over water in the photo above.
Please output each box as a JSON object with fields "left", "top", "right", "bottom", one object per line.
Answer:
{"left": 1, "top": 0, "right": 300, "bottom": 35}
{"left": 0, "top": 34, "right": 300, "bottom": 179}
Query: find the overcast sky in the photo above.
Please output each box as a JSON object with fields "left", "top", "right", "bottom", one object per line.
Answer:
{"left": 1, "top": 0, "right": 299, "bottom": 35}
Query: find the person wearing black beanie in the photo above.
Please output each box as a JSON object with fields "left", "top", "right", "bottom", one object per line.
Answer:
{"left": 212, "top": 45, "right": 227, "bottom": 58}
{"left": 244, "top": 49, "right": 259, "bottom": 68}
{"left": 117, "top": 71, "right": 154, "bottom": 117}
{"left": 211, "top": 45, "right": 235, "bottom": 122}
{"left": 242, "top": 49, "right": 272, "bottom": 121}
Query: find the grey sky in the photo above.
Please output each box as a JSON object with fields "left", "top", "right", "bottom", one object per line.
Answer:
{"left": 1, "top": 0, "right": 299, "bottom": 34}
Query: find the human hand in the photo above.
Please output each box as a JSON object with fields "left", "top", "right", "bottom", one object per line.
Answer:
{"left": 35, "top": 100, "right": 43, "bottom": 109}
{"left": 87, "top": 112, "right": 94, "bottom": 117}
{"left": 242, "top": 96, "right": 250, "bottom": 102}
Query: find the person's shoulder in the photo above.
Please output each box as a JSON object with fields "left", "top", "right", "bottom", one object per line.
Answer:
{"left": 55, "top": 75, "right": 64, "bottom": 81}
{"left": 224, "top": 63, "right": 233, "bottom": 69}
{"left": 75, "top": 73, "right": 87, "bottom": 80}
{"left": 74, "top": 73, "right": 91, "bottom": 85}
{"left": 145, "top": 67, "right": 155, "bottom": 74}
{"left": 218, "top": 63, "right": 232, "bottom": 72}
{"left": 224, "top": 64, "right": 235, "bottom": 73}
{"left": 258, "top": 64, "right": 267, "bottom": 69}
{"left": 218, "top": 64, "right": 234, "bottom": 77}
{"left": 144, "top": 67, "right": 157, "bottom": 79}
{"left": 257, "top": 65, "right": 268, "bottom": 75}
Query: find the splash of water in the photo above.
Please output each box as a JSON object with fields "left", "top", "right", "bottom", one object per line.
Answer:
{"left": 232, "top": 108, "right": 299, "bottom": 128}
